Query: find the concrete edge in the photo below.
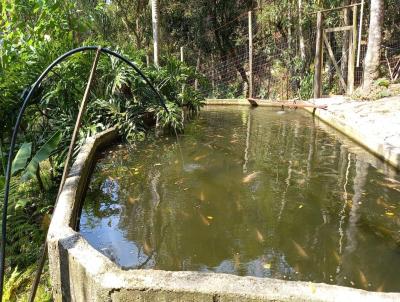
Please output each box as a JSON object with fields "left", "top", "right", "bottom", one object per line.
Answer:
{"left": 205, "top": 98, "right": 250, "bottom": 106}
{"left": 205, "top": 98, "right": 285, "bottom": 107}
{"left": 47, "top": 126, "right": 400, "bottom": 302}
{"left": 303, "top": 104, "right": 400, "bottom": 171}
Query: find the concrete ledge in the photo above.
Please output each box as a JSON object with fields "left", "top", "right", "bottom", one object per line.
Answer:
{"left": 205, "top": 99, "right": 250, "bottom": 106}
{"left": 47, "top": 126, "right": 400, "bottom": 301}
{"left": 305, "top": 96, "right": 400, "bottom": 171}
{"left": 205, "top": 98, "right": 294, "bottom": 107}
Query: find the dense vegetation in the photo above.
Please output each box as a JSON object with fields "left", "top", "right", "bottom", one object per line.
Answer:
{"left": 0, "top": 0, "right": 204, "bottom": 300}
{"left": 0, "top": 0, "right": 399, "bottom": 300}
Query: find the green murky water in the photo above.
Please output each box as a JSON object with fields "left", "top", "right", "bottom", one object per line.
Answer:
{"left": 79, "top": 106, "right": 400, "bottom": 292}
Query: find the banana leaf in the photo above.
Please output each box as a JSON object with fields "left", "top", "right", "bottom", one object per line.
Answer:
{"left": 22, "top": 131, "right": 63, "bottom": 181}
{"left": 11, "top": 142, "right": 32, "bottom": 176}
{"left": 0, "top": 176, "right": 4, "bottom": 192}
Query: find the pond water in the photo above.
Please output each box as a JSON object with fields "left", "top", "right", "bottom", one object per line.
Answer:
{"left": 79, "top": 106, "right": 400, "bottom": 292}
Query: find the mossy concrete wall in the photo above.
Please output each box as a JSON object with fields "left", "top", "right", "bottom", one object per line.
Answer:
{"left": 47, "top": 127, "right": 400, "bottom": 302}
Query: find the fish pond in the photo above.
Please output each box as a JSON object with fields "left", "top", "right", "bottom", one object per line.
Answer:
{"left": 79, "top": 106, "right": 400, "bottom": 292}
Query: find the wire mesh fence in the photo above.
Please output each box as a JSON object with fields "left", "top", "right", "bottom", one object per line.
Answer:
{"left": 181, "top": 4, "right": 400, "bottom": 101}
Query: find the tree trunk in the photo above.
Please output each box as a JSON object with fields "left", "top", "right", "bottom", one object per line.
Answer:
{"left": 362, "top": 0, "right": 384, "bottom": 91}
{"left": 288, "top": 3, "right": 292, "bottom": 53}
{"left": 151, "top": 0, "right": 160, "bottom": 67}
{"left": 298, "top": 0, "right": 306, "bottom": 61}
{"left": 194, "top": 50, "right": 201, "bottom": 90}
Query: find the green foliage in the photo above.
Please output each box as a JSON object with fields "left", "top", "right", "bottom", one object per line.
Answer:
{"left": 376, "top": 78, "right": 390, "bottom": 88}
{"left": 11, "top": 143, "right": 32, "bottom": 176}
{"left": 23, "top": 131, "right": 63, "bottom": 181}
{"left": 299, "top": 72, "right": 314, "bottom": 100}
{"left": 156, "top": 102, "right": 183, "bottom": 132}
{"left": 3, "top": 266, "right": 52, "bottom": 302}
{"left": 353, "top": 82, "right": 400, "bottom": 100}
{"left": 1, "top": 2, "right": 206, "bottom": 298}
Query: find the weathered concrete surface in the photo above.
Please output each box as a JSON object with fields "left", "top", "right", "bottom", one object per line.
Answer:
{"left": 47, "top": 127, "right": 119, "bottom": 301}
{"left": 205, "top": 98, "right": 290, "bottom": 107}
{"left": 47, "top": 126, "right": 400, "bottom": 302}
{"left": 205, "top": 99, "right": 249, "bottom": 106}
{"left": 51, "top": 231, "right": 400, "bottom": 302}
{"left": 306, "top": 95, "right": 400, "bottom": 170}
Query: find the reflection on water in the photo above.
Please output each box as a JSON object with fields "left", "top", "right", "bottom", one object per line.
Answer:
{"left": 79, "top": 106, "right": 400, "bottom": 292}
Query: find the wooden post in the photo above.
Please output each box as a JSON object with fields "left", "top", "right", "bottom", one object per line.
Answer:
{"left": 194, "top": 50, "right": 201, "bottom": 90}
{"left": 180, "top": 46, "right": 184, "bottom": 94}
{"left": 180, "top": 46, "right": 184, "bottom": 62}
{"left": 151, "top": 0, "right": 159, "bottom": 67}
{"left": 347, "top": 6, "right": 357, "bottom": 94}
{"left": 286, "top": 70, "right": 289, "bottom": 100}
{"left": 211, "top": 54, "right": 215, "bottom": 97}
{"left": 357, "top": 0, "right": 365, "bottom": 67}
{"left": 248, "top": 10, "right": 253, "bottom": 99}
{"left": 28, "top": 47, "right": 102, "bottom": 302}
{"left": 313, "top": 11, "right": 324, "bottom": 100}
{"left": 146, "top": 54, "right": 150, "bottom": 67}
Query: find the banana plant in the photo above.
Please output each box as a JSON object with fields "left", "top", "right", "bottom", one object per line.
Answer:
{"left": 0, "top": 131, "right": 63, "bottom": 193}
{"left": 22, "top": 131, "right": 63, "bottom": 182}
{"left": 11, "top": 143, "right": 32, "bottom": 176}
{"left": 0, "top": 142, "right": 32, "bottom": 192}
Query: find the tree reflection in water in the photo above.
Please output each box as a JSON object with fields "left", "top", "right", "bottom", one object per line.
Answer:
{"left": 80, "top": 106, "right": 400, "bottom": 292}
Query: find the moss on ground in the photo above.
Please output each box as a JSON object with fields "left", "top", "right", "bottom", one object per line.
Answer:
{"left": 4, "top": 265, "right": 52, "bottom": 302}
{"left": 352, "top": 80, "right": 400, "bottom": 101}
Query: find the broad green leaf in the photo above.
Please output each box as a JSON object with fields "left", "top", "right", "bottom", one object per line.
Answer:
{"left": 0, "top": 176, "right": 5, "bottom": 191}
{"left": 11, "top": 142, "right": 32, "bottom": 176}
{"left": 22, "top": 131, "right": 63, "bottom": 181}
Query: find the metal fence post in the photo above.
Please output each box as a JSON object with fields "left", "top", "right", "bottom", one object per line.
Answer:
{"left": 211, "top": 54, "right": 215, "bottom": 97}
{"left": 180, "top": 46, "right": 185, "bottom": 95}
{"left": 248, "top": 10, "right": 253, "bottom": 99}
{"left": 313, "top": 11, "right": 324, "bottom": 100}
{"left": 180, "top": 46, "right": 184, "bottom": 62}
{"left": 347, "top": 5, "right": 357, "bottom": 94}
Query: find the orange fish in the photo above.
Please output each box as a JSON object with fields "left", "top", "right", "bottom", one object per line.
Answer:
{"left": 233, "top": 253, "right": 240, "bottom": 269}
{"left": 242, "top": 172, "right": 261, "bottom": 183}
{"left": 332, "top": 250, "right": 340, "bottom": 263}
{"left": 128, "top": 196, "right": 139, "bottom": 204}
{"left": 292, "top": 240, "right": 309, "bottom": 259}
{"left": 199, "top": 213, "right": 211, "bottom": 226}
{"left": 194, "top": 154, "right": 207, "bottom": 161}
{"left": 256, "top": 229, "right": 264, "bottom": 242}
{"left": 143, "top": 241, "right": 152, "bottom": 254}
{"left": 359, "top": 270, "right": 368, "bottom": 289}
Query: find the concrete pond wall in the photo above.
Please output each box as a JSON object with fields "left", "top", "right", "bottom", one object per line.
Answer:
{"left": 48, "top": 124, "right": 400, "bottom": 302}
